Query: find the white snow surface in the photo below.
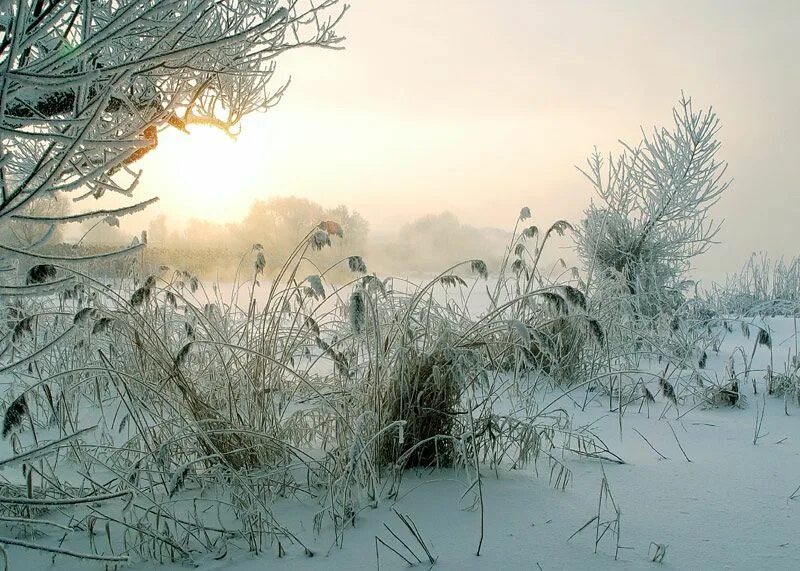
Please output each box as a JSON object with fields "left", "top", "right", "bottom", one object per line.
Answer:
{"left": 2, "top": 313, "right": 799, "bottom": 570}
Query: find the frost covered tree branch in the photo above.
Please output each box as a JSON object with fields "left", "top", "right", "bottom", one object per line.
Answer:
{"left": 0, "top": 0, "right": 346, "bottom": 266}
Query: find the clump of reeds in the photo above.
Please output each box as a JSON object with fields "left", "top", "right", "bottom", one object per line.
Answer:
{"left": 766, "top": 359, "right": 800, "bottom": 405}
{"left": 26, "top": 264, "right": 57, "bottom": 285}
{"left": 703, "top": 377, "right": 741, "bottom": 407}
{"left": 530, "top": 315, "right": 589, "bottom": 382}
{"left": 707, "top": 253, "right": 800, "bottom": 316}
{"left": 379, "top": 346, "right": 462, "bottom": 468}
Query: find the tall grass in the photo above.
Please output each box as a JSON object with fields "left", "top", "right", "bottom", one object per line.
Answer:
{"left": 0, "top": 213, "right": 615, "bottom": 565}
{"left": 2, "top": 207, "right": 794, "bottom": 566}
{"left": 708, "top": 253, "right": 800, "bottom": 316}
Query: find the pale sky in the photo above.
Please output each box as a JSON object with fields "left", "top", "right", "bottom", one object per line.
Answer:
{"left": 132, "top": 0, "right": 800, "bottom": 282}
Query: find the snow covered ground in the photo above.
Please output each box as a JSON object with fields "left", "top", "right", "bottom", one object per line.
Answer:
{"left": 3, "top": 310, "right": 798, "bottom": 570}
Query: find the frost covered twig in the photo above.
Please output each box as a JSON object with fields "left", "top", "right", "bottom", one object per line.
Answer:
{"left": 0, "top": 0, "right": 346, "bottom": 265}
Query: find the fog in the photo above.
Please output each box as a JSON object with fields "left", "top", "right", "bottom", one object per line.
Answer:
{"left": 128, "top": 0, "right": 798, "bottom": 284}
{"left": 61, "top": 0, "right": 799, "bottom": 286}
{"left": 72, "top": 196, "right": 578, "bottom": 282}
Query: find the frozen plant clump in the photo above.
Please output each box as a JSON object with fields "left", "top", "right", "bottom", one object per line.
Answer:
{"left": 576, "top": 94, "right": 730, "bottom": 320}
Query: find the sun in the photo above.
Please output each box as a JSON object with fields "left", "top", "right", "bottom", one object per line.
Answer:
{"left": 139, "top": 124, "right": 270, "bottom": 224}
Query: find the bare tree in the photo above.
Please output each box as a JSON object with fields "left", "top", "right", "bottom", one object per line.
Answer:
{"left": 0, "top": 0, "right": 345, "bottom": 266}
{"left": 576, "top": 95, "right": 730, "bottom": 316}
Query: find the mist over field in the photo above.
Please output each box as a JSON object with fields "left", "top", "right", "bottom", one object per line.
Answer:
{"left": 124, "top": 0, "right": 800, "bottom": 284}
{"left": 66, "top": 197, "right": 573, "bottom": 282}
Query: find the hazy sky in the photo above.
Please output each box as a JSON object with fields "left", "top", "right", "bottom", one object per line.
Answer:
{"left": 133, "top": 0, "right": 800, "bottom": 282}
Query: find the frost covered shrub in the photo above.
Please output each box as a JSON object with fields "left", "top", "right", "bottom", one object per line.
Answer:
{"left": 576, "top": 95, "right": 730, "bottom": 320}
{"left": 485, "top": 209, "right": 603, "bottom": 385}
{"left": 571, "top": 97, "right": 732, "bottom": 398}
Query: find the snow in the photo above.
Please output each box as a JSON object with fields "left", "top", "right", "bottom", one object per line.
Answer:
{"left": 1, "top": 309, "right": 797, "bottom": 570}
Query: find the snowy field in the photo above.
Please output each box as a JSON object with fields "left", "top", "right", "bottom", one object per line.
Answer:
{"left": 3, "top": 1, "right": 799, "bottom": 570}
{"left": 1, "top": 270, "right": 798, "bottom": 570}
{"left": 143, "top": 320, "right": 800, "bottom": 570}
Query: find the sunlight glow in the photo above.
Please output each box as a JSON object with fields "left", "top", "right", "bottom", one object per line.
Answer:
{"left": 143, "top": 125, "right": 270, "bottom": 224}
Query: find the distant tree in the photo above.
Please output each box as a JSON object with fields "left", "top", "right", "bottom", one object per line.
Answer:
{"left": 124, "top": 197, "right": 369, "bottom": 278}
{"left": 576, "top": 95, "right": 730, "bottom": 316}
{"left": 0, "top": 0, "right": 346, "bottom": 271}
{"left": 147, "top": 214, "right": 170, "bottom": 247}
{"left": 328, "top": 204, "right": 368, "bottom": 252}
{"left": 247, "top": 196, "right": 326, "bottom": 257}
{"left": 368, "top": 211, "right": 510, "bottom": 274}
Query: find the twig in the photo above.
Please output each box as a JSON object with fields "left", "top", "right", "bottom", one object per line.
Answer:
{"left": 632, "top": 428, "right": 668, "bottom": 460}
{"left": 666, "top": 422, "right": 691, "bottom": 462}
{"left": 0, "top": 535, "right": 127, "bottom": 562}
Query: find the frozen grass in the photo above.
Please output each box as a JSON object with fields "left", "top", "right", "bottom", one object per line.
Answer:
{"left": 708, "top": 253, "right": 800, "bottom": 316}
{"left": 0, "top": 213, "right": 615, "bottom": 566}
{"left": 0, "top": 212, "right": 798, "bottom": 569}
